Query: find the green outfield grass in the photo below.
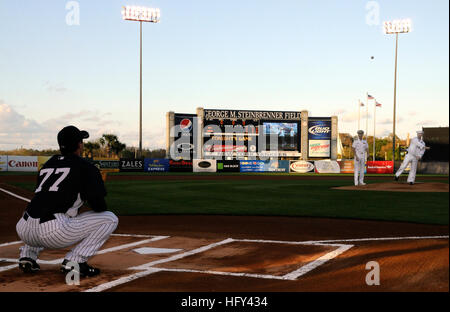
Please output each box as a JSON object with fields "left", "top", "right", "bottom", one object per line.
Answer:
{"left": 6, "top": 175, "right": 449, "bottom": 225}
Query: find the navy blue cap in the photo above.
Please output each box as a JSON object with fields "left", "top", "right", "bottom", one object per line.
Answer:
{"left": 57, "top": 126, "right": 89, "bottom": 154}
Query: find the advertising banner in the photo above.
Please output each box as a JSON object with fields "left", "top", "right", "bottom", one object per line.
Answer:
{"left": 119, "top": 158, "right": 144, "bottom": 172}
{"left": 7, "top": 156, "right": 38, "bottom": 172}
{"left": 263, "top": 160, "right": 290, "bottom": 173}
{"left": 144, "top": 158, "right": 169, "bottom": 172}
{"left": 308, "top": 119, "right": 332, "bottom": 140}
{"left": 193, "top": 159, "right": 217, "bottom": 173}
{"left": 90, "top": 159, "right": 120, "bottom": 172}
{"left": 169, "top": 159, "right": 193, "bottom": 172}
{"left": 38, "top": 156, "right": 51, "bottom": 171}
{"left": 366, "top": 161, "right": 394, "bottom": 174}
{"left": 289, "top": 160, "right": 315, "bottom": 173}
{"left": 0, "top": 155, "right": 7, "bottom": 172}
{"left": 308, "top": 119, "right": 331, "bottom": 158}
{"left": 173, "top": 113, "right": 196, "bottom": 160}
{"left": 314, "top": 160, "right": 340, "bottom": 173}
{"left": 240, "top": 160, "right": 265, "bottom": 172}
{"left": 338, "top": 160, "right": 354, "bottom": 173}
{"left": 308, "top": 140, "right": 331, "bottom": 158}
{"left": 217, "top": 160, "right": 240, "bottom": 172}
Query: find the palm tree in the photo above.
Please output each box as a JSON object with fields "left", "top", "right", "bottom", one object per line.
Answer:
{"left": 99, "top": 134, "right": 126, "bottom": 158}
{"left": 111, "top": 141, "right": 126, "bottom": 158}
{"left": 84, "top": 141, "right": 100, "bottom": 159}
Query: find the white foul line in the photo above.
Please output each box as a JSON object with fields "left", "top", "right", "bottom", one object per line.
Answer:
{"left": 235, "top": 235, "right": 449, "bottom": 245}
{"left": 0, "top": 187, "right": 31, "bottom": 203}
{"left": 309, "top": 235, "right": 450, "bottom": 243}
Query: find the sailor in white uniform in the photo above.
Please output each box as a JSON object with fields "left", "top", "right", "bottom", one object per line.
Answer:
{"left": 395, "top": 130, "right": 430, "bottom": 185}
{"left": 352, "top": 130, "right": 369, "bottom": 186}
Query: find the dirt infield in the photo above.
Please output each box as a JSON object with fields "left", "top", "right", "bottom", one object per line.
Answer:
{"left": 332, "top": 182, "right": 449, "bottom": 192}
{"left": 0, "top": 181, "right": 448, "bottom": 292}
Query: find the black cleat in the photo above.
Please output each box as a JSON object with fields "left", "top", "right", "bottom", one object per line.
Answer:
{"left": 409, "top": 182, "right": 414, "bottom": 185}
{"left": 61, "top": 259, "right": 100, "bottom": 277}
{"left": 394, "top": 176, "right": 399, "bottom": 181}
{"left": 19, "top": 257, "right": 40, "bottom": 273}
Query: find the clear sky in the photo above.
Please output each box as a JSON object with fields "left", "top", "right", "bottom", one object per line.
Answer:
{"left": 0, "top": 0, "right": 448, "bottom": 150}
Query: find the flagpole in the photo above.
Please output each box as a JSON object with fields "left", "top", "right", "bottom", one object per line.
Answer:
{"left": 373, "top": 101, "right": 376, "bottom": 161}
{"left": 358, "top": 100, "right": 361, "bottom": 130}
{"left": 366, "top": 93, "right": 369, "bottom": 140}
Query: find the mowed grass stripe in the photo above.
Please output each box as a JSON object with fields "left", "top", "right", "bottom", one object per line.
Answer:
{"left": 7, "top": 178, "right": 449, "bottom": 225}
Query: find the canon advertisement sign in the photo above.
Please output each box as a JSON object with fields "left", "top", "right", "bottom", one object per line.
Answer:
{"left": 5, "top": 156, "right": 38, "bottom": 172}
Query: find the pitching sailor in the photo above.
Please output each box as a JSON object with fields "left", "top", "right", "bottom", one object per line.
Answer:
{"left": 15, "top": 126, "right": 118, "bottom": 277}
{"left": 394, "top": 130, "right": 430, "bottom": 185}
{"left": 352, "top": 130, "right": 369, "bottom": 186}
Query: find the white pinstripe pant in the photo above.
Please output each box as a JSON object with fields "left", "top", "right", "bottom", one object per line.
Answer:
{"left": 16, "top": 211, "right": 118, "bottom": 263}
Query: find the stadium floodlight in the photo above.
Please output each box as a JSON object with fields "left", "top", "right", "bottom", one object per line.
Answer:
{"left": 383, "top": 19, "right": 412, "bottom": 34}
{"left": 121, "top": 6, "right": 160, "bottom": 23}
{"left": 383, "top": 18, "right": 411, "bottom": 163}
{"left": 121, "top": 6, "right": 160, "bottom": 157}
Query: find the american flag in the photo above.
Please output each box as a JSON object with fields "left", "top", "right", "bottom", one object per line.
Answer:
{"left": 376, "top": 102, "right": 382, "bottom": 107}
{"left": 367, "top": 94, "right": 375, "bottom": 100}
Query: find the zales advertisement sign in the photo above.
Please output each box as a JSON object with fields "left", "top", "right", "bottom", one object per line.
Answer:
{"left": 119, "top": 158, "right": 144, "bottom": 172}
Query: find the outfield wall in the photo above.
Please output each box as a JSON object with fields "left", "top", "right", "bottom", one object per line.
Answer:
{"left": 4, "top": 155, "right": 446, "bottom": 175}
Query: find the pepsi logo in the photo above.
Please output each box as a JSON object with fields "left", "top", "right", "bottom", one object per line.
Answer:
{"left": 180, "top": 119, "right": 192, "bottom": 132}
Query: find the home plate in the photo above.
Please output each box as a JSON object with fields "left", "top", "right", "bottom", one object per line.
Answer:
{"left": 133, "top": 247, "right": 182, "bottom": 255}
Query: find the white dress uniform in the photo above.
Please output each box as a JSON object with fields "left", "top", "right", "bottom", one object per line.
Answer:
{"left": 352, "top": 138, "right": 368, "bottom": 186}
{"left": 395, "top": 137, "right": 426, "bottom": 183}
